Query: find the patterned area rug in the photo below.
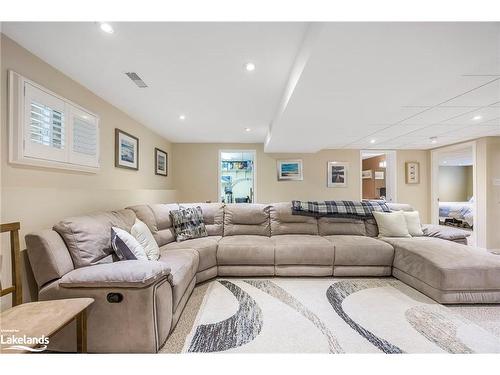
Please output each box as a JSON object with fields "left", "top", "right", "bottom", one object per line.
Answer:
{"left": 181, "top": 278, "right": 500, "bottom": 353}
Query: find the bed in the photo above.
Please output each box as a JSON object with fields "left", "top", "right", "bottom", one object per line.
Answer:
{"left": 439, "top": 200, "right": 474, "bottom": 228}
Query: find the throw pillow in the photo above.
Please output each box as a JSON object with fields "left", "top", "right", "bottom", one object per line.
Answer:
{"left": 131, "top": 218, "right": 160, "bottom": 260}
{"left": 372, "top": 211, "right": 411, "bottom": 238}
{"left": 170, "top": 206, "right": 208, "bottom": 242}
{"left": 111, "top": 227, "right": 148, "bottom": 260}
{"left": 403, "top": 211, "right": 424, "bottom": 236}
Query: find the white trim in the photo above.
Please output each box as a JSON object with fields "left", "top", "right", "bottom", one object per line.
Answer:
{"left": 218, "top": 149, "right": 257, "bottom": 203}
{"left": 8, "top": 70, "right": 100, "bottom": 173}
{"left": 360, "top": 150, "right": 397, "bottom": 203}
{"left": 430, "top": 141, "right": 481, "bottom": 247}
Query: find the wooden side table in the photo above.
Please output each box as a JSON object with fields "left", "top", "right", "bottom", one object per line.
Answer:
{"left": 0, "top": 298, "right": 94, "bottom": 353}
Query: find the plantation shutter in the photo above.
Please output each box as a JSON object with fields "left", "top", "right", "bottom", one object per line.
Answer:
{"left": 24, "top": 83, "right": 68, "bottom": 162}
{"left": 69, "top": 107, "right": 99, "bottom": 167}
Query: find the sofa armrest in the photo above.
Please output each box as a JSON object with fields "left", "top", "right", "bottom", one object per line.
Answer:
{"left": 59, "top": 260, "right": 170, "bottom": 288}
{"left": 421, "top": 224, "right": 471, "bottom": 241}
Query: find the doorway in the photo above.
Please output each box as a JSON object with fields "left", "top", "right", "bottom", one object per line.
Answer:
{"left": 218, "top": 150, "right": 256, "bottom": 203}
{"left": 361, "top": 150, "right": 397, "bottom": 203}
{"left": 431, "top": 142, "right": 476, "bottom": 246}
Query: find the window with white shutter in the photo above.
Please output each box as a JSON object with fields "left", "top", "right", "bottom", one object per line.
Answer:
{"left": 9, "top": 71, "right": 100, "bottom": 172}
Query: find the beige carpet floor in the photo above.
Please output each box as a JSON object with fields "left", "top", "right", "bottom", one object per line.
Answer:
{"left": 160, "top": 281, "right": 211, "bottom": 353}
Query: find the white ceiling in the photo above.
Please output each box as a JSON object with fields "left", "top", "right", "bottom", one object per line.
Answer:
{"left": 2, "top": 22, "right": 500, "bottom": 151}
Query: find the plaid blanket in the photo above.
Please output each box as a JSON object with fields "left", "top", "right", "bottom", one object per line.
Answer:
{"left": 291, "top": 200, "right": 390, "bottom": 219}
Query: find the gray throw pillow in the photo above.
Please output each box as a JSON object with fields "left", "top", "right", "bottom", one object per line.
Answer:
{"left": 170, "top": 206, "right": 208, "bottom": 242}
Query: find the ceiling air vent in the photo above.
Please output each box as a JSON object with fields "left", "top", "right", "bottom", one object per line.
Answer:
{"left": 125, "top": 72, "right": 148, "bottom": 88}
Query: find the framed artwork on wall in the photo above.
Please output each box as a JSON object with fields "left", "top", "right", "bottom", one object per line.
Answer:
{"left": 115, "top": 129, "right": 139, "bottom": 170}
{"left": 362, "top": 169, "right": 373, "bottom": 179}
{"left": 277, "top": 159, "right": 303, "bottom": 181}
{"left": 405, "top": 161, "right": 420, "bottom": 184}
{"left": 155, "top": 148, "right": 168, "bottom": 176}
{"left": 327, "top": 161, "right": 348, "bottom": 187}
{"left": 375, "top": 171, "right": 385, "bottom": 180}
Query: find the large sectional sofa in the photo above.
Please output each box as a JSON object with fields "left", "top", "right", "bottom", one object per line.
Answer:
{"left": 25, "top": 202, "right": 500, "bottom": 353}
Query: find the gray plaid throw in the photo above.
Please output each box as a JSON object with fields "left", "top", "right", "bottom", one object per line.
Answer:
{"left": 291, "top": 200, "right": 390, "bottom": 219}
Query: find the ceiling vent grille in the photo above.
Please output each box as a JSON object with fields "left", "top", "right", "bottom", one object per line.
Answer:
{"left": 125, "top": 72, "right": 148, "bottom": 88}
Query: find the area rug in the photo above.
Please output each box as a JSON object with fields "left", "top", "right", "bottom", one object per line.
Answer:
{"left": 180, "top": 278, "right": 500, "bottom": 353}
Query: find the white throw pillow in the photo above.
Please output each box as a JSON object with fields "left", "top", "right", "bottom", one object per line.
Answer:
{"left": 372, "top": 211, "right": 411, "bottom": 238}
{"left": 131, "top": 219, "right": 160, "bottom": 260}
{"left": 403, "top": 211, "right": 424, "bottom": 236}
{"left": 111, "top": 227, "right": 148, "bottom": 260}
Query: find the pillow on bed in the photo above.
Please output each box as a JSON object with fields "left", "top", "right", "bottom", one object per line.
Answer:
{"left": 372, "top": 211, "right": 411, "bottom": 238}
{"left": 403, "top": 211, "right": 423, "bottom": 236}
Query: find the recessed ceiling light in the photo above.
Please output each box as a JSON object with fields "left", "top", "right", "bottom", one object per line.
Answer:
{"left": 472, "top": 115, "right": 482, "bottom": 121}
{"left": 430, "top": 137, "right": 437, "bottom": 144}
{"left": 244, "top": 127, "right": 251, "bottom": 132}
{"left": 244, "top": 62, "right": 256, "bottom": 72}
{"left": 370, "top": 139, "right": 376, "bottom": 144}
{"left": 179, "top": 114, "right": 186, "bottom": 121}
{"left": 443, "top": 161, "right": 448, "bottom": 164}
{"left": 99, "top": 22, "right": 114, "bottom": 34}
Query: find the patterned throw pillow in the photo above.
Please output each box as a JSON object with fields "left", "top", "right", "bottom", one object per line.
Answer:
{"left": 170, "top": 206, "right": 208, "bottom": 242}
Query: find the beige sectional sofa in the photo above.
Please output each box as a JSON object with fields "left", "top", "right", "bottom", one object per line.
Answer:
{"left": 25, "top": 201, "right": 500, "bottom": 353}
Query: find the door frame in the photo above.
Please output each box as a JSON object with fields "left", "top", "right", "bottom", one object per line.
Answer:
{"left": 360, "top": 150, "right": 397, "bottom": 203}
{"left": 430, "top": 141, "right": 480, "bottom": 247}
{"left": 218, "top": 149, "right": 257, "bottom": 203}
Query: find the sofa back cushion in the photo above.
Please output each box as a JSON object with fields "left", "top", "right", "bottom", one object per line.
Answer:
{"left": 26, "top": 230, "right": 75, "bottom": 287}
{"left": 386, "top": 203, "right": 414, "bottom": 212}
{"left": 180, "top": 203, "right": 224, "bottom": 236}
{"left": 270, "top": 202, "right": 318, "bottom": 235}
{"left": 53, "top": 209, "right": 136, "bottom": 268}
{"left": 365, "top": 218, "right": 379, "bottom": 237}
{"left": 318, "top": 217, "right": 366, "bottom": 236}
{"left": 224, "top": 204, "right": 270, "bottom": 236}
{"left": 127, "top": 204, "right": 179, "bottom": 247}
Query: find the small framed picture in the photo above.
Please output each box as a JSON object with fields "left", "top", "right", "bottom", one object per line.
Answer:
{"left": 155, "top": 148, "right": 168, "bottom": 176}
{"left": 328, "top": 161, "right": 348, "bottom": 187}
{"left": 115, "top": 129, "right": 139, "bottom": 170}
{"left": 277, "top": 159, "right": 303, "bottom": 181}
{"left": 362, "top": 169, "right": 373, "bottom": 179}
{"left": 375, "top": 171, "right": 385, "bottom": 180}
{"left": 405, "top": 161, "right": 420, "bottom": 184}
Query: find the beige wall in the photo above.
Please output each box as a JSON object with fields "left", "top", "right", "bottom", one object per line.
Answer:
{"left": 396, "top": 150, "right": 430, "bottom": 223}
{"left": 172, "top": 143, "right": 362, "bottom": 203}
{"left": 1, "top": 35, "right": 177, "bottom": 308}
{"left": 438, "top": 166, "right": 472, "bottom": 202}
{"left": 476, "top": 137, "right": 500, "bottom": 250}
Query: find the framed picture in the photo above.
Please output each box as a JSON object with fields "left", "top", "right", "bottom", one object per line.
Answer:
{"left": 327, "top": 161, "right": 348, "bottom": 187}
{"left": 375, "top": 171, "right": 385, "bottom": 180}
{"left": 115, "top": 128, "right": 139, "bottom": 170}
{"left": 362, "top": 169, "right": 373, "bottom": 179}
{"left": 405, "top": 161, "right": 420, "bottom": 184}
{"left": 277, "top": 159, "right": 303, "bottom": 181}
{"left": 155, "top": 148, "right": 168, "bottom": 176}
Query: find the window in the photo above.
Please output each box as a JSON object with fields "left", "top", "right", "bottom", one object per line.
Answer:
{"left": 9, "top": 71, "right": 100, "bottom": 172}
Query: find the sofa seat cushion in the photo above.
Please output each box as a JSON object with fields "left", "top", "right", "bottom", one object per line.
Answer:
{"left": 217, "top": 235, "right": 274, "bottom": 265}
{"left": 383, "top": 237, "right": 500, "bottom": 291}
{"left": 273, "top": 235, "right": 334, "bottom": 265}
{"left": 325, "top": 235, "right": 394, "bottom": 266}
{"left": 158, "top": 249, "right": 199, "bottom": 310}
{"left": 161, "top": 236, "right": 220, "bottom": 272}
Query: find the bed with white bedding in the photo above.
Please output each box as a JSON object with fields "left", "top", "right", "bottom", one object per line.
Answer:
{"left": 439, "top": 200, "right": 474, "bottom": 228}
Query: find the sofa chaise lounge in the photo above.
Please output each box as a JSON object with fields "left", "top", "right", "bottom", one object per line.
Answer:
{"left": 25, "top": 202, "right": 500, "bottom": 353}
